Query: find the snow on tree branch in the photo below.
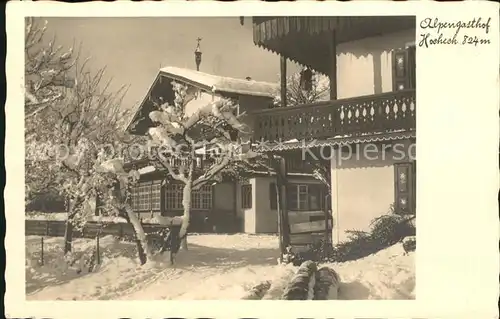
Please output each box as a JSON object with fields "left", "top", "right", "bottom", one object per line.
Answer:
{"left": 144, "top": 81, "right": 262, "bottom": 242}
{"left": 25, "top": 18, "right": 78, "bottom": 119}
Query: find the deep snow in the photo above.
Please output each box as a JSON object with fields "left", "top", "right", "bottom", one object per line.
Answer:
{"left": 26, "top": 234, "right": 415, "bottom": 300}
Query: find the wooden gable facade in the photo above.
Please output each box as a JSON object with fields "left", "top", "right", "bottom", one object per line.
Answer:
{"left": 123, "top": 68, "right": 285, "bottom": 232}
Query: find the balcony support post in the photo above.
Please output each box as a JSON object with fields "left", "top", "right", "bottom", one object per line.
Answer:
{"left": 272, "top": 155, "right": 291, "bottom": 261}
{"left": 329, "top": 30, "right": 338, "bottom": 100}
{"left": 280, "top": 56, "right": 287, "bottom": 108}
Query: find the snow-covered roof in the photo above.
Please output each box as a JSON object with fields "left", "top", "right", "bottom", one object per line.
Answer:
{"left": 125, "top": 66, "right": 279, "bottom": 135}
{"left": 158, "top": 66, "right": 279, "bottom": 98}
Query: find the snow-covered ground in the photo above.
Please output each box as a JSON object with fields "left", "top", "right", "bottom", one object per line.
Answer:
{"left": 26, "top": 234, "right": 415, "bottom": 300}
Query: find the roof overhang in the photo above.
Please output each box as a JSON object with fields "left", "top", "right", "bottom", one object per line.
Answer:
{"left": 252, "top": 16, "right": 416, "bottom": 74}
{"left": 254, "top": 130, "right": 416, "bottom": 152}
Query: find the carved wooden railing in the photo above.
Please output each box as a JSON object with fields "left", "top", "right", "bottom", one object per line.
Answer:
{"left": 252, "top": 89, "right": 415, "bottom": 142}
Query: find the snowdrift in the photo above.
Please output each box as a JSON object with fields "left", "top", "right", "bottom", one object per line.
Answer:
{"left": 26, "top": 234, "right": 414, "bottom": 300}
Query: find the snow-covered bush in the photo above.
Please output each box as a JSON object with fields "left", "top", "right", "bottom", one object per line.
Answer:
{"left": 370, "top": 213, "right": 415, "bottom": 247}
{"left": 327, "top": 205, "right": 416, "bottom": 263}
{"left": 282, "top": 239, "right": 332, "bottom": 266}
{"left": 329, "top": 230, "right": 376, "bottom": 262}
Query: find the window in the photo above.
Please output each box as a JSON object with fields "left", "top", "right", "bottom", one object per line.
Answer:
{"left": 131, "top": 181, "right": 162, "bottom": 212}
{"left": 192, "top": 185, "right": 213, "bottom": 210}
{"left": 269, "top": 182, "right": 325, "bottom": 211}
{"left": 165, "top": 184, "right": 183, "bottom": 210}
{"left": 290, "top": 185, "right": 309, "bottom": 210}
{"left": 392, "top": 44, "right": 416, "bottom": 91}
{"left": 394, "top": 162, "right": 416, "bottom": 215}
{"left": 241, "top": 184, "right": 252, "bottom": 209}
{"left": 165, "top": 183, "right": 213, "bottom": 210}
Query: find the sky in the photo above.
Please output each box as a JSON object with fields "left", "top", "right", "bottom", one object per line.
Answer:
{"left": 44, "top": 17, "right": 300, "bottom": 110}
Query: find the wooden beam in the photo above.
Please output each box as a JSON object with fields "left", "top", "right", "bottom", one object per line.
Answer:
{"left": 290, "top": 220, "right": 332, "bottom": 234}
{"left": 280, "top": 56, "right": 287, "bottom": 108}
{"left": 278, "top": 157, "right": 291, "bottom": 248}
{"left": 329, "top": 30, "right": 338, "bottom": 100}
{"left": 274, "top": 181, "right": 283, "bottom": 262}
{"left": 272, "top": 155, "right": 291, "bottom": 261}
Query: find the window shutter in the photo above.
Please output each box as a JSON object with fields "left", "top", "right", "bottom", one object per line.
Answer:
{"left": 241, "top": 184, "right": 253, "bottom": 209}
{"left": 392, "top": 45, "right": 416, "bottom": 91}
{"left": 270, "top": 183, "right": 277, "bottom": 210}
{"left": 392, "top": 49, "right": 408, "bottom": 91}
{"left": 394, "top": 162, "right": 415, "bottom": 215}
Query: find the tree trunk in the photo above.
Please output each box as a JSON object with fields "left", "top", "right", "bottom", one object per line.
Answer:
{"left": 63, "top": 219, "right": 73, "bottom": 254}
{"left": 181, "top": 236, "right": 188, "bottom": 251}
{"left": 179, "top": 179, "right": 193, "bottom": 249}
{"left": 121, "top": 208, "right": 147, "bottom": 265}
{"left": 64, "top": 198, "right": 76, "bottom": 254}
{"left": 124, "top": 205, "right": 152, "bottom": 264}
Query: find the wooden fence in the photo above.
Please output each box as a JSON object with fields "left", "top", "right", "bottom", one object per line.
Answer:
{"left": 288, "top": 211, "right": 332, "bottom": 253}
{"left": 25, "top": 219, "right": 169, "bottom": 240}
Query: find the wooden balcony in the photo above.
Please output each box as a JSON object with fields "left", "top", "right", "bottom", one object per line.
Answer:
{"left": 252, "top": 89, "right": 415, "bottom": 142}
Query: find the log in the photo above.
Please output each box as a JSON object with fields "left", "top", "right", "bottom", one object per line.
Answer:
{"left": 282, "top": 260, "right": 317, "bottom": 300}
{"left": 313, "top": 266, "right": 341, "bottom": 300}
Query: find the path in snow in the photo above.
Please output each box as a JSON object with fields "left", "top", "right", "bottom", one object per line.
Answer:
{"left": 26, "top": 234, "right": 414, "bottom": 300}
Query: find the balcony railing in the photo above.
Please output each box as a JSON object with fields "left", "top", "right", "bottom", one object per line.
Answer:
{"left": 252, "top": 89, "right": 415, "bottom": 142}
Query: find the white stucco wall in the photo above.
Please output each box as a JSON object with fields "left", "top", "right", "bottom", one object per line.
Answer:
{"left": 336, "top": 29, "right": 415, "bottom": 98}
{"left": 330, "top": 140, "right": 415, "bottom": 244}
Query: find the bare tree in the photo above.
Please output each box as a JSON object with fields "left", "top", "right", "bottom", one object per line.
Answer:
{"left": 24, "top": 17, "right": 76, "bottom": 121}
{"left": 272, "top": 68, "right": 330, "bottom": 108}
{"left": 24, "top": 18, "right": 137, "bottom": 254}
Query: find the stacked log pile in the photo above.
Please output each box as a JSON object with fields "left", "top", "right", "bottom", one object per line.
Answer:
{"left": 313, "top": 266, "right": 340, "bottom": 300}
{"left": 282, "top": 260, "right": 318, "bottom": 300}
{"left": 241, "top": 261, "right": 341, "bottom": 300}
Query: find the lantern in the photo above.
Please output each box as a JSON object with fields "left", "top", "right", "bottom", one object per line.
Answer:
{"left": 195, "top": 37, "right": 202, "bottom": 71}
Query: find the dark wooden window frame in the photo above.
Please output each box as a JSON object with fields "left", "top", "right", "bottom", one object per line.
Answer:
{"left": 131, "top": 180, "right": 162, "bottom": 213}
{"left": 164, "top": 182, "right": 214, "bottom": 211}
{"left": 241, "top": 184, "right": 253, "bottom": 209}
{"left": 392, "top": 44, "right": 416, "bottom": 92}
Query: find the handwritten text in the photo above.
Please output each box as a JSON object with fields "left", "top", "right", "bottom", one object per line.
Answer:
{"left": 419, "top": 17, "right": 492, "bottom": 48}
